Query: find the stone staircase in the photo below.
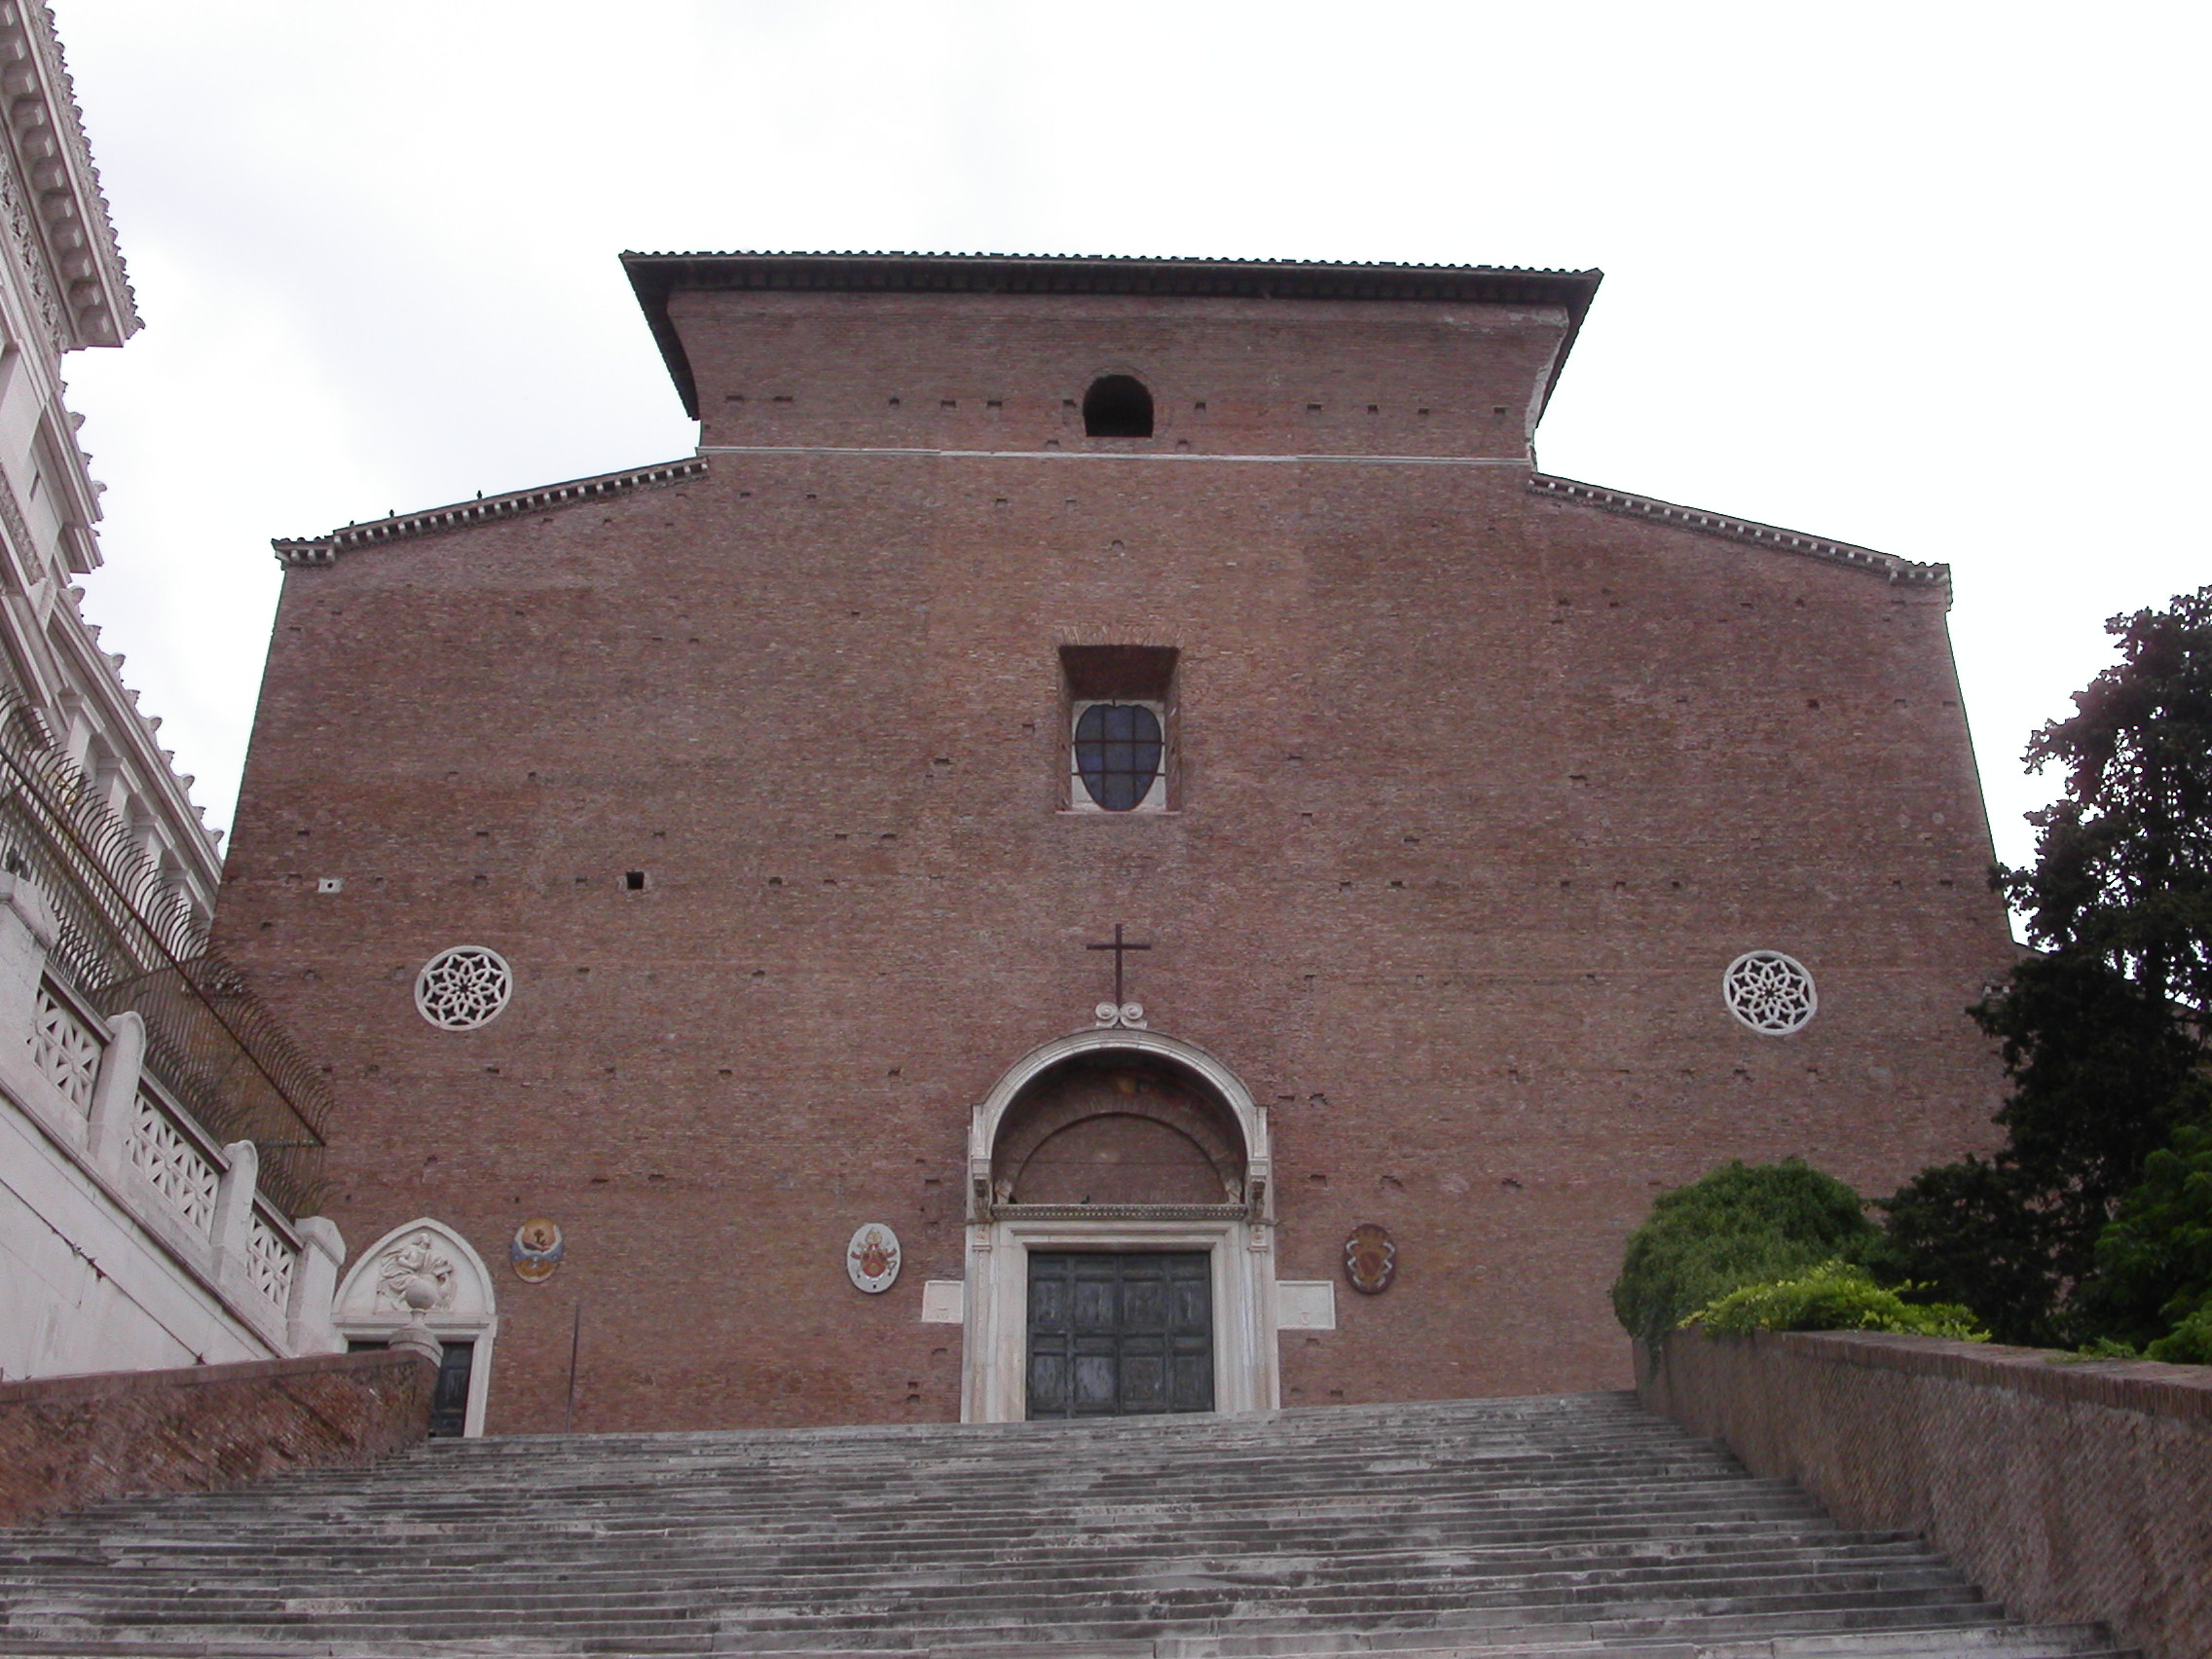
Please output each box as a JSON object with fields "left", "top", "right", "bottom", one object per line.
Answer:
{"left": 0, "top": 1392, "right": 2128, "bottom": 1658}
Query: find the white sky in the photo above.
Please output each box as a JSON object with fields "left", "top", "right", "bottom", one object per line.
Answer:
{"left": 49, "top": 1, "right": 2211, "bottom": 888}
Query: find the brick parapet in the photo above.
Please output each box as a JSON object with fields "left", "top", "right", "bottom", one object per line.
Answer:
{"left": 0, "top": 1349, "right": 437, "bottom": 1529}
{"left": 1641, "top": 1327, "right": 2212, "bottom": 1659}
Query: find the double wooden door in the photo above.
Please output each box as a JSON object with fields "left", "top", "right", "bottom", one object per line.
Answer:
{"left": 1025, "top": 1251, "right": 1213, "bottom": 1419}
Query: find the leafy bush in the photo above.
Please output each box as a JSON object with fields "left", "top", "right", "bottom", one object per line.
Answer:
{"left": 2086, "top": 1120, "right": 2212, "bottom": 1354}
{"left": 1612, "top": 1160, "right": 1878, "bottom": 1351}
{"left": 1686, "top": 1260, "right": 1986, "bottom": 1340}
{"left": 2147, "top": 1306, "right": 2212, "bottom": 1365}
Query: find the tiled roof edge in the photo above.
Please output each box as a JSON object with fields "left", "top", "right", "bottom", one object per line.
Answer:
{"left": 272, "top": 459, "right": 707, "bottom": 567}
{"left": 622, "top": 252, "right": 1603, "bottom": 421}
{"left": 1527, "top": 473, "right": 1950, "bottom": 592}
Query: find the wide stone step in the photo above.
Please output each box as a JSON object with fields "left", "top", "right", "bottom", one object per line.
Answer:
{"left": 0, "top": 1395, "right": 2124, "bottom": 1659}
{"left": 2, "top": 1536, "right": 1945, "bottom": 1606}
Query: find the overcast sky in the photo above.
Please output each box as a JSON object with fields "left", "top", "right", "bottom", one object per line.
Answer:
{"left": 49, "top": 1, "right": 2210, "bottom": 890}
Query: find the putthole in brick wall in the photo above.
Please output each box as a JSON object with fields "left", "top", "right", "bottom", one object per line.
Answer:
{"left": 415, "top": 945, "right": 514, "bottom": 1030}
{"left": 1722, "top": 950, "right": 1817, "bottom": 1035}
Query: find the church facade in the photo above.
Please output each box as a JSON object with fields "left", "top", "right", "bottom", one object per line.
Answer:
{"left": 221, "top": 254, "right": 2015, "bottom": 1433}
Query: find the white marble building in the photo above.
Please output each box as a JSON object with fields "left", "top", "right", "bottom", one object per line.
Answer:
{"left": 0, "top": 2, "right": 346, "bottom": 1382}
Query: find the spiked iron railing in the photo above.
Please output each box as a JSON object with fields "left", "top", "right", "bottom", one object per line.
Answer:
{"left": 0, "top": 694, "right": 329, "bottom": 1213}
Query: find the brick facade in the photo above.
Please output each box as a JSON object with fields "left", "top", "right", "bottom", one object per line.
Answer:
{"left": 0, "top": 1349, "right": 436, "bottom": 1528}
{"left": 1642, "top": 1327, "right": 2212, "bottom": 1659}
{"left": 217, "top": 257, "right": 2016, "bottom": 1433}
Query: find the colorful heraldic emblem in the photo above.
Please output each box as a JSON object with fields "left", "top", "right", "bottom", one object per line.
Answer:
{"left": 846, "top": 1223, "right": 902, "bottom": 1294}
{"left": 1344, "top": 1223, "right": 1397, "bottom": 1295}
{"left": 510, "top": 1218, "right": 564, "bottom": 1283}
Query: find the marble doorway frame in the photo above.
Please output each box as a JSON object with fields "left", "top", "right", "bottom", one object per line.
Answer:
{"left": 960, "top": 1028, "right": 1277, "bottom": 1422}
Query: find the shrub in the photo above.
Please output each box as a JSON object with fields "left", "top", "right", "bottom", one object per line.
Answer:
{"left": 2085, "top": 1119, "right": 2212, "bottom": 1352}
{"left": 1685, "top": 1260, "right": 1987, "bottom": 1341}
{"left": 1611, "top": 1159, "right": 1878, "bottom": 1351}
{"left": 2147, "top": 1306, "right": 2212, "bottom": 1365}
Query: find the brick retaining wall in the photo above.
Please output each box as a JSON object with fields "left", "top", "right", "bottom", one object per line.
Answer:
{"left": 0, "top": 1349, "right": 438, "bottom": 1528}
{"left": 1641, "top": 1328, "right": 2212, "bottom": 1659}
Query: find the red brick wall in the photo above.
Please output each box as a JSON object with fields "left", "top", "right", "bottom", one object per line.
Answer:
{"left": 214, "top": 287, "right": 2017, "bottom": 1432}
{"left": 0, "top": 1350, "right": 436, "bottom": 1528}
{"left": 1642, "top": 1328, "right": 2212, "bottom": 1659}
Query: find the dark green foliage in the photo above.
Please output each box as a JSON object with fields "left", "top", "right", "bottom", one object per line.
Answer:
{"left": 1883, "top": 587, "right": 2212, "bottom": 1347}
{"left": 1881, "top": 955, "right": 2203, "bottom": 1346}
{"left": 2003, "top": 587, "right": 2212, "bottom": 1016}
{"left": 1689, "top": 1261, "right": 1986, "bottom": 1341}
{"left": 2149, "top": 1307, "right": 2212, "bottom": 1364}
{"left": 2086, "top": 1120, "right": 2212, "bottom": 1356}
{"left": 1877, "top": 1156, "right": 2062, "bottom": 1346}
{"left": 1612, "top": 1160, "right": 1877, "bottom": 1351}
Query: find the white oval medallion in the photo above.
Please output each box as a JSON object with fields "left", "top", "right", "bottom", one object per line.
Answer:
{"left": 846, "top": 1223, "right": 902, "bottom": 1294}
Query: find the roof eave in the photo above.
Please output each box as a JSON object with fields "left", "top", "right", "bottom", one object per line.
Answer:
{"left": 621, "top": 252, "right": 1604, "bottom": 422}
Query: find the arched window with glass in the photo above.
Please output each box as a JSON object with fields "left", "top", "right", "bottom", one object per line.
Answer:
{"left": 1060, "top": 645, "right": 1176, "bottom": 814}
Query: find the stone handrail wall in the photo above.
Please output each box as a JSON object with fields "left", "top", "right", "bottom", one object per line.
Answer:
{"left": 3, "top": 872, "right": 349, "bottom": 1376}
{"left": 1641, "top": 1327, "right": 2212, "bottom": 1659}
{"left": 0, "top": 1349, "right": 438, "bottom": 1529}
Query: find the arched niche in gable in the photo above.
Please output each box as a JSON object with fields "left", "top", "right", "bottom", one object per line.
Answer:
{"left": 332, "top": 1217, "right": 499, "bottom": 1437}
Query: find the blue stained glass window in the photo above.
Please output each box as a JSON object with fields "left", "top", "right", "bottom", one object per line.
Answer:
{"left": 1074, "top": 702, "right": 1163, "bottom": 811}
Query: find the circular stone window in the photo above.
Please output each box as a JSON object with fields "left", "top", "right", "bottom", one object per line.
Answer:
{"left": 415, "top": 945, "right": 513, "bottom": 1030}
{"left": 1722, "top": 950, "right": 1817, "bottom": 1035}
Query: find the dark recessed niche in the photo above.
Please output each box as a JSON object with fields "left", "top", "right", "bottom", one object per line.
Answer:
{"left": 1082, "top": 375, "right": 1154, "bottom": 438}
{"left": 624, "top": 869, "right": 647, "bottom": 892}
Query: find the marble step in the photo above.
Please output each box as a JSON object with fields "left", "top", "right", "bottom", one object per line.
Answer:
{"left": 0, "top": 1395, "right": 2129, "bottom": 1659}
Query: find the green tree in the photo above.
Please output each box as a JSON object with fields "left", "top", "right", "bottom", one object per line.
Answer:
{"left": 2084, "top": 1120, "right": 2212, "bottom": 1355}
{"left": 1883, "top": 586, "right": 2212, "bottom": 1346}
{"left": 1612, "top": 1160, "right": 1877, "bottom": 1352}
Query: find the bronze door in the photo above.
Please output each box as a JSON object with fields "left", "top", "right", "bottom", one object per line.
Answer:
{"left": 1026, "top": 1251, "right": 1213, "bottom": 1419}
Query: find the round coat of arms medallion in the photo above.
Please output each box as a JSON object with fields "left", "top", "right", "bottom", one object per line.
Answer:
{"left": 846, "top": 1223, "right": 902, "bottom": 1294}
{"left": 510, "top": 1218, "right": 564, "bottom": 1283}
{"left": 1344, "top": 1223, "right": 1397, "bottom": 1295}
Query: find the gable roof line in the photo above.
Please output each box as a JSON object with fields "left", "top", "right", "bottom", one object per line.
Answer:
{"left": 271, "top": 459, "right": 707, "bottom": 567}
{"left": 620, "top": 251, "right": 1604, "bottom": 421}
{"left": 1527, "top": 473, "right": 1950, "bottom": 596}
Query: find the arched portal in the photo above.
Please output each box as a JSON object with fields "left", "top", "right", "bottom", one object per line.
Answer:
{"left": 962, "top": 1028, "right": 1277, "bottom": 1422}
{"left": 331, "top": 1218, "right": 498, "bottom": 1437}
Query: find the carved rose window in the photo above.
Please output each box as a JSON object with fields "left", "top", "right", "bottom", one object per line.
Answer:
{"left": 415, "top": 945, "right": 513, "bottom": 1031}
{"left": 1722, "top": 949, "right": 1817, "bottom": 1035}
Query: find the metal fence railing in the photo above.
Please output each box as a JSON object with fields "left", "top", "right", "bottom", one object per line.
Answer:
{"left": 0, "top": 692, "right": 329, "bottom": 1214}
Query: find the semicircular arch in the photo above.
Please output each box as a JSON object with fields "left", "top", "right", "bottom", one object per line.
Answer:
{"left": 971, "top": 1028, "right": 1272, "bottom": 1211}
